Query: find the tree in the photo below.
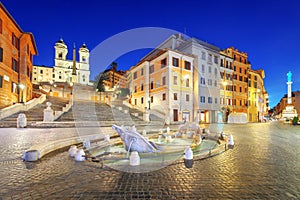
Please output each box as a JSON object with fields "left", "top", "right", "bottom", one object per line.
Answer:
{"left": 110, "top": 62, "right": 118, "bottom": 72}
{"left": 94, "top": 73, "right": 105, "bottom": 92}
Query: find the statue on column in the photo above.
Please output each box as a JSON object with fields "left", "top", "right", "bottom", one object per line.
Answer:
{"left": 287, "top": 71, "right": 292, "bottom": 82}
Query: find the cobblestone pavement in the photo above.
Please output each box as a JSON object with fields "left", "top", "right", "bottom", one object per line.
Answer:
{"left": 0, "top": 122, "right": 300, "bottom": 199}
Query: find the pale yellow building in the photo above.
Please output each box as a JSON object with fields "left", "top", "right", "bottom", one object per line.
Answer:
{"left": 248, "top": 69, "right": 268, "bottom": 122}
{"left": 130, "top": 49, "right": 194, "bottom": 124}
{"left": 219, "top": 51, "right": 234, "bottom": 122}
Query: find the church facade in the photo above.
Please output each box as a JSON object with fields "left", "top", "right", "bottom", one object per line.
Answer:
{"left": 32, "top": 39, "right": 90, "bottom": 85}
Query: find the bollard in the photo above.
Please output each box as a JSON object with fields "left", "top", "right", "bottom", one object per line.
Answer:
{"left": 227, "top": 134, "right": 234, "bottom": 149}
{"left": 142, "top": 130, "right": 147, "bottom": 137}
{"left": 17, "top": 113, "right": 27, "bottom": 128}
{"left": 75, "top": 148, "right": 85, "bottom": 162}
{"left": 184, "top": 147, "right": 194, "bottom": 168}
{"left": 105, "top": 134, "right": 110, "bottom": 142}
{"left": 68, "top": 145, "right": 78, "bottom": 157}
{"left": 158, "top": 135, "right": 162, "bottom": 143}
{"left": 83, "top": 139, "right": 91, "bottom": 150}
{"left": 220, "top": 131, "right": 225, "bottom": 140}
{"left": 167, "top": 127, "right": 170, "bottom": 134}
{"left": 129, "top": 151, "right": 140, "bottom": 166}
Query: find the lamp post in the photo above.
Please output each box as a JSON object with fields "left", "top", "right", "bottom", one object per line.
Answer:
{"left": 222, "top": 81, "right": 228, "bottom": 122}
{"left": 70, "top": 82, "right": 73, "bottom": 95}
{"left": 49, "top": 80, "right": 53, "bottom": 92}
{"left": 19, "top": 84, "right": 25, "bottom": 103}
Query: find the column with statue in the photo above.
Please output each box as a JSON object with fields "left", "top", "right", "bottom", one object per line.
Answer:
{"left": 282, "top": 71, "right": 298, "bottom": 120}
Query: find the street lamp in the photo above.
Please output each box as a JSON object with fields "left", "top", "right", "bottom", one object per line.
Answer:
{"left": 19, "top": 84, "right": 25, "bottom": 103}
{"left": 221, "top": 81, "right": 228, "bottom": 122}
{"left": 70, "top": 82, "right": 73, "bottom": 95}
{"left": 49, "top": 80, "right": 53, "bottom": 92}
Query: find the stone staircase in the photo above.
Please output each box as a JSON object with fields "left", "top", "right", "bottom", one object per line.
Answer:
{"left": 56, "top": 99, "right": 145, "bottom": 126}
{"left": 0, "top": 96, "right": 70, "bottom": 128}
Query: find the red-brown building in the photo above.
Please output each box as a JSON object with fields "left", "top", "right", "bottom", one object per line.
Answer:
{"left": 0, "top": 2, "right": 38, "bottom": 108}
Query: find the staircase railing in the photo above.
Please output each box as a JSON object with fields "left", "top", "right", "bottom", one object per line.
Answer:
{"left": 0, "top": 94, "right": 46, "bottom": 120}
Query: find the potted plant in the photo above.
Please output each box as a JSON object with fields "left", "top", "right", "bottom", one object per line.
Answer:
{"left": 292, "top": 116, "right": 299, "bottom": 125}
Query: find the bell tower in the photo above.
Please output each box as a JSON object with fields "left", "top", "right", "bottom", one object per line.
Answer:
{"left": 54, "top": 38, "right": 68, "bottom": 66}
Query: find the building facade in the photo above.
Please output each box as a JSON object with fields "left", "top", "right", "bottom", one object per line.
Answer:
{"left": 177, "top": 38, "right": 221, "bottom": 123}
{"left": 220, "top": 50, "right": 234, "bottom": 122}
{"left": 32, "top": 39, "right": 90, "bottom": 85}
{"left": 222, "top": 47, "right": 251, "bottom": 115}
{"left": 247, "top": 69, "right": 268, "bottom": 122}
{"left": 130, "top": 49, "right": 194, "bottom": 124}
{"left": 0, "top": 2, "right": 38, "bottom": 107}
{"left": 101, "top": 69, "right": 127, "bottom": 90}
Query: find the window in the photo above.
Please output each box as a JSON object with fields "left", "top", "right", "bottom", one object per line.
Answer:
{"left": 215, "top": 68, "right": 218, "bottom": 76}
{"left": 40, "top": 69, "right": 43, "bottom": 74}
{"left": 208, "top": 54, "right": 212, "bottom": 63}
{"left": 162, "top": 76, "right": 166, "bottom": 85}
{"left": 200, "top": 51, "right": 206, "bottom": 60}
{"left": 208, "top": 97, "right": 212, "bottom": 104}
{"left": 150, "top": 65, "right": 154, "bottom": 74}
{"left": 141, "top": 97, "right": 144, "bottom": 104}
{"left": 0, "top": 47, "right": 3, "bottom": 62}
{"left": 173, "top": 76, "right": 178, "bottom": 85}
{"left": 172, "top": 57, "right": 179, "bottom": 67}
{"left": 200, "top": 96, "right": 205, "bottom": 103}
{"left": 208, "top": 79, "right": 212, "bottom": 86}
{"left": 233, "top": 74, "right": 237, "bottom": 80}
{"left": 200, "top": 77, "right": 205, "bottom": 85}
{"left": 0, "top": 18, "right": 2, "bottom": 34}
{"left": 254, "top": 75, "right": 257, "bottom": 81}
{"left": 52, "top": 74, "right": 55, "bottom": 78}
{"left": 201, "top": 65, "right": 205, "bottom": 73}
{"left": 215, "top": 98, "right": 218, "bottom": 104}
{"left": 186, "top": 78, "right": 189, "bottom": 87}
{"left": 82, "top": 57, "right": 86, "bottom": 62}
{"left": 151, "top": 96, "right": 153, "bottom": 103}
{"left": 214, "top": 56, "right": 218, "bottom": 64}
{"left": 133, "top": 72, "right": 137, "bottom": 79}
{"left": 184, "top": 61, "right": 191, "bottom": 70}
{"left": 239, "top": 76, "right": 243, "bottom": 81}
{"left": 150, "top": 81, "right": 154, "bottom": 89}
{"left": 0, "top": 75, "right": 2, "bottom": 88}
{"left": 239, "top": 87, "right": 242, "bottom": 92}
{"left": 220, "top": 59, "right": 224, "bottom": 67}
{"left": 244, "top": 69, "right": 247, "bottom": 75}
{"left": 58, "top": 53, "right": 63, "bottom": 59}
{"left": 208, "top": 66, "right": 212, "bottom": 73}
{"left": 134, "top": 86, "right": 137, "bottom": 93}
{"left": 141, "top": 84, "right": 144, "bottom": 91}
{"left": 161, "top": 58, "right": 167, "bottom": 68}
{"left": 162, "top": 93, "right": 166, "bottom": 101}
{"left": 186, "top": 94, "right": 189, "bottom": 102}
{"left": 12, "top": 33, "right": 19, "bottom": 49}
{"left": 134, "top": 99, "right": 137, "bottom": 105}
{"left": 254, "top": 82, "right": 257, "bottom": 88}
{"left": 239, "top": 68, "right": 242, "bottom": 73}
{"left": 83, "top": 75, "right": 86, "bottom": 82}
{"left": 12, "top": 58, "right": 19, "bottom": 72}
{"left": 214, "top": 80, "right": 217, "bottom": 87}
{"left": 141, "top": 68, "right": 144, "bottom": 76}
{"left": 174, "top": 93, "right": 178, "bottom": 100}
{"left": 234, "top": 65, "right": 236, "bottom": 71}
{"left": 240, "top": 100, "right": 242, "bottom": 106}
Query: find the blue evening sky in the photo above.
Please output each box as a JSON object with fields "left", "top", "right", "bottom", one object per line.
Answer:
{"left": 2, "top": 0, "right": 300, "bottom": 108}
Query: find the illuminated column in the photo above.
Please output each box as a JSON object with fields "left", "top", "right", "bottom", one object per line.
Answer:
{"left": 287, "top": 71, "right": 292, "bottom": 105}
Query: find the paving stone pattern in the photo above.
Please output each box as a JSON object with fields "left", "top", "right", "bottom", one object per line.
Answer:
{"left": 0, "top": 122, "right": 300, "bottom": 199}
